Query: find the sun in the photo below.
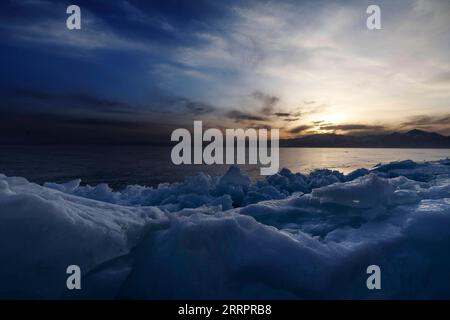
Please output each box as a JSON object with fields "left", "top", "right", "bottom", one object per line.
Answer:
{"left": 318, "top": 112, "right": 347, "bottom": 125}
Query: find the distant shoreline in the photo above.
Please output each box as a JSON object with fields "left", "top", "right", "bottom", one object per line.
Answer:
{"left": 0, "top": 143, "right": 449, "bottom": 149}
{"left": 1, "top": 129, "right": 449, "bottom": 149}
{"left": 280, "top": 145, "right": 450, "bottom": 149}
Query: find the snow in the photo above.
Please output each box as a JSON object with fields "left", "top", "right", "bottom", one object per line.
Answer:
{"left": 1, "top": 158, "right": 450, "bottom": 299}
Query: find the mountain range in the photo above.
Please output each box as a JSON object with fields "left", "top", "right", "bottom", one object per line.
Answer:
{"left": 280, "top": 129, "right": 450, "bottom": 148}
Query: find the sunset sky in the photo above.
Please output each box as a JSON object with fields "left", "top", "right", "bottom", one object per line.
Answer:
{"left": 0, "top": 0, "right": 449, "bottom": 143}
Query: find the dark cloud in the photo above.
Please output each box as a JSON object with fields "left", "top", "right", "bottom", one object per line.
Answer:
{"left": 288, "top": 125, "right": 314, "bottom": 134}
{"left": 0, "top": 88, "right": 139, "bottom": 116}
{"left": 236, "top": 95, "right": 326, "bottom": 124}
{"left": 0, "top": 112, "right": 177, "bottom": 145}
{"left": 402, "top": 114, "right": 450, "bottom": 127}
{"left": 62, "top": 117, "right": 148, "bottom": 128}
{"left": 181, "top": 99, "right": 216, "bottom": 115}
{"left": 273, "top": 112, "right": 301, "bottom": 122}
{"left": 226, "top": 110, "right": 268, "bottom": 122}
{"left": 0, "top": 88, "right": 219, "bottom": 144}
{"left": 401, "top": 114, "right": 450, "bottom": 135}
{"left": 320, "top": 124, "right": 386, "bottom": 132}
{"left": 245, "top": 123, "right": 274, "bottom": 130}
{"left": 251, "top": 90, "right": 280, "bottom": 114}
{"left": 274, "top": 112, "right": 291, "bottom": 117}
{"left": 1, "top": 87, "right": 220, "bottom": 121}
{"left": 227, "top": 91, "right": 304, "bottom": 123}
{"left": 273, "top": 109, "right": 302, "bottom": 121}
{"left": 278, "top": 103, "right": 326, "bottom": 121}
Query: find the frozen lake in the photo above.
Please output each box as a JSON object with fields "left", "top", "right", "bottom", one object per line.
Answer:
{"left": 0, "top": 145, "right": 448, "bottom": 188}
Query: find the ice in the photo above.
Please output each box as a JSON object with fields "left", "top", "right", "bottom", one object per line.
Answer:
{"left": 311, "top": 174, "right": 395, "bottom": 208}
{"left": 0, "top": 175, "right": 167, "bottom": 298}
{"left": 1, "top": 158, "right": 450, "bottom": 299}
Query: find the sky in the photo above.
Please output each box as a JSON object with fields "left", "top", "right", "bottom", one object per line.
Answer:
{"left": 0, "top": 0, "right": 449, "bottom": 144}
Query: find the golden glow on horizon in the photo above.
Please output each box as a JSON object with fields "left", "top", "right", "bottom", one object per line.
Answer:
{"left": 195, "top": 1, "right": 450, "bottom": 137}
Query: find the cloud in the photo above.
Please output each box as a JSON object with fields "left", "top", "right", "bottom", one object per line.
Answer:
{"left": 251, "top": 90, "right": 280, "bottom": 114}
{"left": 0, "top": 112, "right": 178, "bottom": 145}
{"left": 119, "top": 1, "right": 176, "bottom": 32}
{"left": 0, "top": 88, "right": 137, "bottom": 115}
{"left": 0, "top": 0, "right": 170, "bottom": 54}
{"left": 288, "top": 125, "right": 314, "bottom": 134}
{"left": 61, "top": 117, "right": 148, "bottom": 128}
{"left": 319, "top": 124, "right": 386, "bottom": 132}
{"left": 226, "top": 110, "right": 268, "bottom": 122}
{"left": 0, "top": 87, "right": 210, "bottom": 128}
{"left": 274, "top": 112, "right": 291, "bottom": 117}
{"left": 401, "top": 114, "right": 450, "bottom": 134}
{"left": 171, "top": 0, "right": 449, "bottom": 126}
{"left": 1, "top": 0, "right": 449, "bottom": 139}
{"left": 180, "top": 99, "right": 216, "bottom": 115}
{"left": 10, "top": 17, "right": 137, "bottom": 51}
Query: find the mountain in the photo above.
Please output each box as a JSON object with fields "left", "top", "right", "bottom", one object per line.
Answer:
{"left": 280, "top": 129, "right": 450, "bottom": 148}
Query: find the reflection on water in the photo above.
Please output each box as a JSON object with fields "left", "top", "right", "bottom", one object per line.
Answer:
{"left": 0, "top": 145, "right": 448, "bottom": 188}
{"left": 280, "top": 148, "right": 450, "bottom": 174}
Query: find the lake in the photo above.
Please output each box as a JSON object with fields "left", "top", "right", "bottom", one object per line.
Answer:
{"left": 0, "top": 145, "right": 448, "bottom": 188}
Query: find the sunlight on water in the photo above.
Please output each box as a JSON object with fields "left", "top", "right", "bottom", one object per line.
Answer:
{"left": 280, "top": 148, "right": 450, "bottom": 174}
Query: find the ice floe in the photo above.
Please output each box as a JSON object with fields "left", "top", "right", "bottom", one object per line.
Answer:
{"left": 0, "top": 158, "right": 450, "bottom": 299}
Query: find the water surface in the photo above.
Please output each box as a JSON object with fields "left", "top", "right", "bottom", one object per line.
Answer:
{"left": 0, "top": 145, "right": 448, "bottom": 188}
